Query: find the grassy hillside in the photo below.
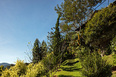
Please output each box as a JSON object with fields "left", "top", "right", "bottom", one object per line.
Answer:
{"left": 51, "top": 53, "right": 116, "bottom": 77}
{"left": 0, "top": 1, "right": 116, "bottom": 77}
{"left": 51, "top": 58, "right": 82, "bottom": 77}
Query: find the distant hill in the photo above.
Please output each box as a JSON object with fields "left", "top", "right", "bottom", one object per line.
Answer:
{"left": 0, "top": 63, "right": 11, "bottom": 68}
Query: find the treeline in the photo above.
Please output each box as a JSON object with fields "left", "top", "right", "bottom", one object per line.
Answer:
{"left": 0, "top": 0, "right": 116, "bottom": 77}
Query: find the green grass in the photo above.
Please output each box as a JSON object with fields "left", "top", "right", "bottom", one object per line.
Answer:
{"left": 50, "top": 54, "right": 116, "bottom": 77}
{"left": 55, "top": 70, "right": 81, "bottom": 77}
{"left": 51, "top": 58, "right": 82, "bottom": 77}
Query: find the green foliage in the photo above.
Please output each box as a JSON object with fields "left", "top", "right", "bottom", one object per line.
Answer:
{"left": 1, "top": 1, "right": 115, "bottom": 77}
{"left": 22, "top": 62, "right": 45, "bottom": 77}
{"left": 103, "top": 54, "right": 116, "bottom": 77}
{"left": 78, "top": 48, "right": 112, "bottom": 77}
{"left": 47, "top": 15, "right": 61, "bottom": 61}
{"left": 84, "top": 3, "right": 116, "bottom": 50}
{"left": 42, "top": 52, "right": 57, "bottom": 71}
{"left": 15, "top": 60, "right": 27, "bottom": 76}
{"left": 110, "top": 35, "right": 116, "bottom": 53}
{"left": 77, "top": 46, "right": 91, "bottom": 61}
{"left": 32, "top": 38, "right": 41, "bottom": 63}
{"left": 41, "top": 40, "right": 47, "bottom": 58}
{"left": 0, "top": 65, "right": 4, "bottom": 76}
{"left": 53, "top": 15, "right": 61, "bottom": 57}
{"left": 46, "top": 15, "right": 64, "bottom": 76}
{"left": 42, "top": 52, "right": 61, "bottom": 76}
{"left": 1, "top": 60, "right": 46, "bottom": 77}
{"left": 112, "top": 54, "right": 116, "bottom": 66}
{"left": 60, "top": 32, "right": 78, "bottom": 60}
{"left": 55, "top": 0, "right": 103, "bottom": 33}
{"left": 1, "top": 60, "right": 26, "bottom": 77}
{"left": 103, "top": 54, "right": 116, "bottom": 66}
{"left": 67, "top": 32, "right": 79, "bottom": 56}
{"left": 59, "top": 22, "right": 72, "bottom": 33}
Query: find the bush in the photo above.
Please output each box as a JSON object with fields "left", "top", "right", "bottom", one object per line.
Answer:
{"left": 78, "top": 47, "right": 112, "bottom": 77}
{"left": 15, "top": 60, "right": 27, "bottom": 76}
{"left": 22, "top": 62, "right": 46, "bottom": 77}
{"left": 1, "top": 60, "right": 46, "bottom": 77}
{"left": 1, "top": 60, "right": 26, "bottom": 77}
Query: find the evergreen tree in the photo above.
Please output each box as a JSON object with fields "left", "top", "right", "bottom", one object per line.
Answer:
{"left": 53, "top": 14, "right": 61, "bottom": 56}
{"left": 41, "top": 40, "right": 47, "bottom": 58}
{"left": 47, "top": 14, "right": 62, "bottom": 65}
{"left": 32, "top": 38, "right": 41, "bottom": 63}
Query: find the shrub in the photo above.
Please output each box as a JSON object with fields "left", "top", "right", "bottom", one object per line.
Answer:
{"left": 78, "top": 48, "right": 112, "bottom": 77}
{"left": 22, "top": 62, "right": 45, "bottom": 77}
{"left": 1, "top": 60, "right": 26, "bottom": 77}
{"left": 1, "top": 60, "right": 46, "bottom": 77}
{"left": 15, "top": 60, "right": 27, "bottom": 76}
{"left": 1, "top": 68, "right": 11, "bottom": 77}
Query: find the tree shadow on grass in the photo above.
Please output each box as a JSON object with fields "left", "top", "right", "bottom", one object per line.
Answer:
{"left": 61, "top": 66, "right": 81, "bottom": 71}
{"left": 66, "top": 61, "right": 79, "bottom": 66}
{"left": 58, "top": 75, "right": 78, "bottom": 77}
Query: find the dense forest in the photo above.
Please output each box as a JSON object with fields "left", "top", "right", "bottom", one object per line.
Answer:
{"left": 0, "top": 0, "right": 116, "bottom": 77}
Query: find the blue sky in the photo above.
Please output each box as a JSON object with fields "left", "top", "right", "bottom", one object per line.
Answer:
{"left": 0, "top": 0, "right": 63, "bottom": 64}
{"left": 0, "top": 0, "right": 115, "bottom": 64}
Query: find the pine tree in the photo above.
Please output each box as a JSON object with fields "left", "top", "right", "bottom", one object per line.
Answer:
{"left": 32, "top": 38, "right": 41, "bottom": 63}
{"left": 47, "top": 14, "right": 62, "bottom": 65}
{"left": 55, "top": 0, "right": 103, "bottom": 33}
{"left": 41, "top": 40, "right": 47, "bottom": 58}
{"left": 53, "top": 14, "right": 61, "bottom": 56}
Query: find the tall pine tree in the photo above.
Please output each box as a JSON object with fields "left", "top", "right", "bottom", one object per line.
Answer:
{"left": 55, "top": 0, "right": 103, "bottom": 33}
{"left": 47, "top": 14, "right": 61, "bottom": 58}
{"left": 41, "top": 40, "right": 47, "bottom": 58}
{"left": 53, "top": 14, "right": 61, "bottom": 56}
{"left": 32, "top": 38, "right": 42, "bottom": 63}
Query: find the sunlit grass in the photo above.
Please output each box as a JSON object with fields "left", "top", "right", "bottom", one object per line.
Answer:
{"left": 55, "top": 70, "right": 82, "bottom": 77}
{"left": 52, "top": 58, "right": 82, "bottom": 77}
